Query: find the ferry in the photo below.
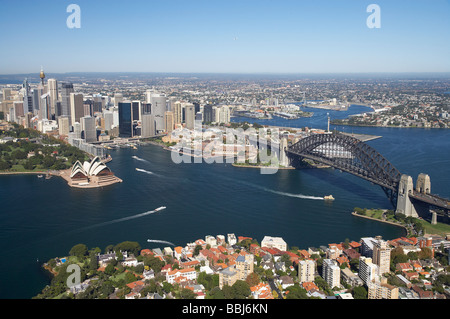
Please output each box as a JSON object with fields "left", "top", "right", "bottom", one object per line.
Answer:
{"left": 154, "top": 206, "right": 166, "bottom": 211}
{"left": 324, "top": 195, "right": 335, "bottom": 201}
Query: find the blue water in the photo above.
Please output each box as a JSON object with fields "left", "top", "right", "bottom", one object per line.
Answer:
{"left": 0, "top": 105, "right": 449, "bottom": 298}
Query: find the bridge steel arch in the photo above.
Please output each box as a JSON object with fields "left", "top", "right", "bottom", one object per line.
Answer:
{"left": 287, "top": 133, "right": 402, "bottom": 206}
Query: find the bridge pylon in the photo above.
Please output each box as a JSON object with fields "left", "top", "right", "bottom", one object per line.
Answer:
{"left": 396, "top": 175, "right": 419, "bottom": 218}
{"left": 396, "top": 173, "right": 433, "bottom": 219}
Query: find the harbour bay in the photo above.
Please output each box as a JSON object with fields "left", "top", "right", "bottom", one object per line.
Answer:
{"left": 0, "top": 106, "right": 449, "bottom": 299}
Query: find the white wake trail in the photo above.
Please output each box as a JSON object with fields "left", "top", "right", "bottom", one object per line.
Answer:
{"left": 239, "top": 180, "right": 324, "bottom": 200}
{"left": 81, "top": 207, "right": 166, "bottom": 231}
{"left": 136, "top": 168, "right": 155, "bottom": 175}
{"left": 147, "top": 239, "right": 175, "bottom": 246}
{"left": 132, "top": 155, "right": 149, "bottom": 163}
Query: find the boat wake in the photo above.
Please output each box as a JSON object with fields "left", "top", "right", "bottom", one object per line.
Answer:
{"left": 135, "top": 168, "right": 163, "bottom": 177}
{"left": 264, "top": 188, "right": 324, "bottom": 200}
{"left": 147, "top": 239, "right": 175, "bottom": 246}
{"left": 132, "top": 156, "right": 149, "bottom": 163}
{"left": 241, "top": 180, "right": 323, "bottom": 200}
{"left": 80, "top": 207, "right": 166, "bottom": 231}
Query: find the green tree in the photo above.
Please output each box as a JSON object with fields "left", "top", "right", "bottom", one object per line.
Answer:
{"left": 232, "top": 280, "right": 251, "bottom": 299}
{"left": 245, "top": 273, "right": 260, "bottom": 287}
{"left": 285, "top": 285, "right": 308, "bottom": 299}
{"left": 193, "top": 245, "right": 202, "bottom": 256}
{"left": 69, "top": 244, "right": 88, "bottom": 259}
{"left": 104, "top": 263, "right": 115, "bottom": 276}
{"left": 352, "top": 286, "right": 368, "bottom": 299}
{"left": 180, "top": 288, "right": 197, "bottom": 299}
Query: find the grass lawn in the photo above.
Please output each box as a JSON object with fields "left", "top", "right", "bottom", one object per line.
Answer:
{"left": 364, "top": 209, "right": 385, "bottom": 219}
{"left": 415, "top": 219, "right": 450, "bottom": 237}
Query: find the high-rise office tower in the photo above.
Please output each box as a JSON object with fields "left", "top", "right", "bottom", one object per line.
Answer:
{"left": 193, "top": 102, "right": 200, "bottom": 114}
{"left": 372, "top": 236, "right": 391, "bottom": 276}
{"left": 47, "top": 79, "right": 58, "bottom": 117}
{"left": 73, "top": 122, "right": 81, "bottom": 139}
{"left": 103, "top": 111, "right": 114, "bottom": 132}
{"left": 70, "top": 93, "right": 84, "bottom": 127}
{"left": 164, "top": 111, "right": 174, "bottom": 133}
{"left": 83, "top": 99, "right": 93, "bottom": 117}
{"left": 218, "top": 106, "right": 230, "bottom": 124}
{"left": 40, "top": 93, "right": 51, "bottom": 120}
{"left": 31, "top": 87, "right": 43, "bottom": 115}
{"left": 60, "top": 82, "right": 74, "bottom": 119}
{"left": 173, "top": 101, "right": 182, "bottom": 125}
{"left": 185, "top": 103, "right": 195, "bottom": 130}
{"left": 149, "top": 94, "right": 167, "bottom": 132}
{"left": 298, "top": 259, "right": 316, "bottom": 284}
{"left": 114, "top": 93, "right": 123, "bottom": 106}
{"left": 118, "top": 101, "right": 133, "bottom": 137}
{"left": 323, "top": 259, "right": 340, "bottom": 289}
{"left": 141, "top": 114, "right": 156, "bottom": 138}
{"left": 81, "top": 116, "right": 97, "bottom": 143}
{"left": 58, "top": 116, "right": 70, "bottom": 136}
{"left": 132, "top": 100, "right": 141, "bottom": 122}
{"left": 203, "top": 104, "right": 213, "bottom": 123}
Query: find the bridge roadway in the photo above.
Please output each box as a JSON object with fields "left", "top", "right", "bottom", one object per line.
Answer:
{"left": 409, "top": 191, "right": 450, "bottom": 211}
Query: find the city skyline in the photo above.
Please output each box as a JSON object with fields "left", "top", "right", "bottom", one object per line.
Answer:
{"left": 0, "top": 0, "right": 449, "bottom": 74}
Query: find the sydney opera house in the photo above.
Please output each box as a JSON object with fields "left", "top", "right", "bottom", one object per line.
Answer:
{"left": 60, "top": 157, "right": 122, "bottom": 188}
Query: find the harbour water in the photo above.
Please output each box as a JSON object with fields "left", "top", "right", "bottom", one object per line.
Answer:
{"left": 1, "top": 105, "right": 449, "bottom": 298}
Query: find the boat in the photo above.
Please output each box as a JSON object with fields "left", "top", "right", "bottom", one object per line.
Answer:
{"left": 37, "top": 175, "right": 43, "bottom": 178}
{"left": 324, "top": 195, "right": 335, "bottom": 201}
{"left": 154, "top": 206, "right": 166, "bottom": 211}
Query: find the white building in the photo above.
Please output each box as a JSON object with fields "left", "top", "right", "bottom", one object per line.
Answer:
{"left": 227, "top": 233, "right": 237, "bottom": 246}
{"left": 261, "top": 236, "right": 287, "bottom": 251}
{"left": 166, "top": 268, "right": 197, "bottom": 284}
{"left": 323, "top": 259, "right": 340, "bottom": 289}
{"left": 358, "top": 257, "right": 379, "bottom": 285}
{"left": 205, "top": 235, "right": 217, "bottom": 248}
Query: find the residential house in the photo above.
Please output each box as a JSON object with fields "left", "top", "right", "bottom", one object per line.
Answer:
{"left": 278, "top": 275, "right": 294, "bottom": 290}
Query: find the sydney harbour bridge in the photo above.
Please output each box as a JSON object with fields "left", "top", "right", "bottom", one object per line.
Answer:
{"left": 284, "top": 132, "right": 450, "bottom": 223}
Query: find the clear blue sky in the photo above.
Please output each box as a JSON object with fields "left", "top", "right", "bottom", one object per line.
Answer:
{"left": 0, "top": 0, "right": 449, "bottom": 74}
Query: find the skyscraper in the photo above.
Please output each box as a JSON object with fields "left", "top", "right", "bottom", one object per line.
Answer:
{"left": 173, "top": 101, "right": 182, "bottom": 125}
{"left": 150, "top": 93, "right": 167, "bottom": 132}
{"left": 141, "top": 114, "right": 156, "bottom": 138}
{"left": 131, "top": 100, "right": 141, "bottom": 122}
{"left": 47, "top": 79, "right": 58, "bottom": 117}
{"left": 60, "top": 82, "right": 74, "bottom": 119}
{"left": 58, "top": 116, "right": 70, "bottom": 136}
{"left": 185, "top": 103, "right": 195, "bottom": 130}
{"left": 81, "top": 116, "right": 97, "bottom": 143}
{"left": 203, "top": 104, "right": 213, "bottom": 123}
{"left": 70, "top": 93, "right": 84, "bottom": 127}
{"left": 164, "top": 111, "right": 174, "bottom": 133}
{"left": 118, "top": 101, "right": 133, "bottom": 137}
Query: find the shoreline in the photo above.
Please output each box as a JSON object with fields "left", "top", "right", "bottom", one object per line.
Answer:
{"left": 232, "top": 163, "right": 295, "bottom": 170}
{"left": 351, "top": 211, "right": 409, "bottom": 235}
{"left": 331, "top": 122, "right": 448, "bottom": 129}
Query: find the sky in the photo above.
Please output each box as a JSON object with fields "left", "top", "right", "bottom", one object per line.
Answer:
{"left": 0, "top": 0, "right": 449, "bottom": 74}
